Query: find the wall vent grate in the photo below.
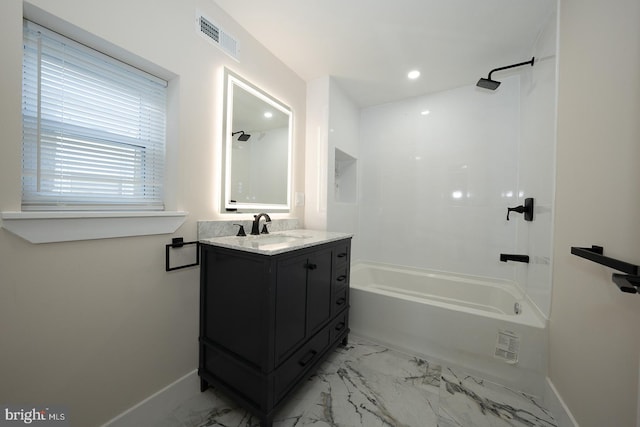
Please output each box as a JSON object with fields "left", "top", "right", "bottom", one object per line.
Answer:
{"left": 199, "top": 16, "right": 220, "bottom": 43}
{"left": 196, "top": 11, "right": 239, "bottom": 61}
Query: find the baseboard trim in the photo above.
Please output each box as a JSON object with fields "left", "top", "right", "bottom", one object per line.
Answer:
{"left": 101, "top": 369, "right": 581, "bottom": 427}
{"left": 545, "top": 377, "right": 579, "bottom": 427}
{"left": 101, "top": 370, "right": 199, "bottom": 427}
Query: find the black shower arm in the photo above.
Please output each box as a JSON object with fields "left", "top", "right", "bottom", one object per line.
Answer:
{"left": 487, "top": 57, "right": 535, "bottom": 80}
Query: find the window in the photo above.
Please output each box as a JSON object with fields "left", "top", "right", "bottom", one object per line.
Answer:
{"left": 22, "top": 20, "right": 167, "bottom": 211}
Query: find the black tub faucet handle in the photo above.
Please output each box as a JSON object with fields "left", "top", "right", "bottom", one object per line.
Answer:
{"left": 507, "top": 205, "right": 525, "bottom": 220}
{"left": 506, "top": 197, "right": 534, "bottom": 221}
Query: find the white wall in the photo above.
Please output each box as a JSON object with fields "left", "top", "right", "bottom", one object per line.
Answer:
{"left": 304, "top": 77, "right": 330, "bottom": 230}
{"left": 327, "top": 79, "right": 360, "bottom": 237}
{"left": 0, "top": 1, "right": 306, "bottom": 425}
{"left": 357, "top": 78, "right": 524, "bottom": 280}
{"left": 550, "top": 0, "right": 640, "bottom": 425}
{"left": 305, "top": 77, "right": 360, "bottom": 236}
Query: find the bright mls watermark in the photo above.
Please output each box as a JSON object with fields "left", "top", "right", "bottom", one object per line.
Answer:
{"left": 0, "top": 406, "right": 68, "bottom": 426}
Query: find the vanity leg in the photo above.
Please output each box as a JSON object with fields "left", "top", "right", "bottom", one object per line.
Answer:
{"left": 200, "top": 378, "right": 209, "bottom": 392}
{"left": 340, "top": 334, "right": 349, "bottom": 347}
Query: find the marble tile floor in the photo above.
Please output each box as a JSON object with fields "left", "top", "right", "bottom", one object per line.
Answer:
{"left": 158, "top": 337, "right": 557, "bottom": 427}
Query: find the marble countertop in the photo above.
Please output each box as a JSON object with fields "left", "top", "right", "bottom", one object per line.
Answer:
{"left": 199, "top": 229, "right": 353, "bottom": 255}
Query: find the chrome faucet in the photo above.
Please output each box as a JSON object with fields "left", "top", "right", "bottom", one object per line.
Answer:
{"left": 251, "top": 213, "right": 271, "bottom": 235}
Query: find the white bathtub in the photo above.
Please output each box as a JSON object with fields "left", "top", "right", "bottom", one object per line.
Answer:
{"left": 349, "top": 261, "right": 548, "bottom": 396}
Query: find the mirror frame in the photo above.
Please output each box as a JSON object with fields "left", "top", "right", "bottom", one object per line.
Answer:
{"left": 221, "top": 68, "right": 293, "bottom": 213}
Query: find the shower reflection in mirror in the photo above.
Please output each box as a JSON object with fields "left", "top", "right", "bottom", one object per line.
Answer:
{"left": 221, "top": 69, "right": 293, "bottom": 213}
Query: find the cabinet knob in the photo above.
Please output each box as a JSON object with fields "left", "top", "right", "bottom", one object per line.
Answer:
{"left": 305, "top": 263, "right": 318, "bottom": 270}
{"left": 335, "top": 322, "right": 346, "bottom": 332}
{"left": 337, "top": 253, "right": 347, "bottom": 258}
{"left": 336, "top": 297, "right": 346, "bottom": 306}
{"left": 336, "top": 275, "right": 347, "bottom": 282}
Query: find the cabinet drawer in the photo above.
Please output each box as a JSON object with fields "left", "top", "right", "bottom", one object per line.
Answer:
{"left": 274, "top": 328, "right": 330, "bottom": 401}
{"left": 202, "top": 345, "right": 266, "bottom": 409}
{"left": 333, "top": 265, "right": 349, "bottom": 289}
{"left": 330, "top": 310, "right": 349, "bottom": 343}
{"left": 333, "top": 243, "right": 350, "bottom": 266}
{"left": 332, "top": 288, "right": 348, "bottom": 316}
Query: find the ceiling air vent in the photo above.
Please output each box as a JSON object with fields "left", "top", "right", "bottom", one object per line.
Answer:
{"left": 196, "top": 12, "right": 239, "bottom": 61}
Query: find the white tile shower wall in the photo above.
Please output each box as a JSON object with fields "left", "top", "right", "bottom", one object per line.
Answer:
{"left": 515, "top": 7, "right": 557, "bottom": 318}
{"left": 358, "top": 76, "right": 521, "bottom": 280}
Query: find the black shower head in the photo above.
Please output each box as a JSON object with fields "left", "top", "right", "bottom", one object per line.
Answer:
{"left": 232, "top": 131, "right": 251, "bottom": 141}
{"left": 476, "top": 78, "right": 501, "bottom": 90}
{"left": 477, "top": 57, "right": 535, "bottom": 91}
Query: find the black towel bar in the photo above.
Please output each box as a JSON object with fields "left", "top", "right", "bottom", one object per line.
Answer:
{"left": 166, "top": 237, "right": 200, "bottom": 271}
{"left": 571, "top": 245, "right": 640, "bottom": 294}
{"left": 570, "top": 245, "right": 638, "bottom": 275}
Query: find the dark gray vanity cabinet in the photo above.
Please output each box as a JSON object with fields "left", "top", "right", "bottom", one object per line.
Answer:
{"left": 198, "top": 238, "right": 351, "bottom": 427}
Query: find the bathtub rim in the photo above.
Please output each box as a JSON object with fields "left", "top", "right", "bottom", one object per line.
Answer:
{"left": 350, "top": 260, "right": 547, "bottom": 329}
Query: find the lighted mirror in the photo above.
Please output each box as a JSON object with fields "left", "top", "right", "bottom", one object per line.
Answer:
{"left": 221, "top": 69, "right": 292, "bottom": 212}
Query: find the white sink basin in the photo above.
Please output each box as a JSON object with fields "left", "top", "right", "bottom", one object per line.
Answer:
{"left": 247, "top": 233, "right": 314, "bottom": 249}
{"left": 251, "top": 235, "right": 300, "bottom": 245}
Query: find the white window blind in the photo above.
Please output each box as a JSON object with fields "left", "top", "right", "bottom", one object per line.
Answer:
{"left": 22, "top": 20, "right": 167, "bottom": 211}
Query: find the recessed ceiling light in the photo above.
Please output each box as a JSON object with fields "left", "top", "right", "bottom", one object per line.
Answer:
{"left": 420, "top": 110, "right": 430, "bottom": 115}
{"left": 407, "top": 70, "right": 421, "bottom": 80}
{"left": 264, "top": 111, "right": 273, "bottom": 118}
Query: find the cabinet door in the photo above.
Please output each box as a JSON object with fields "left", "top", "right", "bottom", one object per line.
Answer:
{"left": 202, "top": 249, "right": 269, "bottom": 369}
{"left": 274, "top": 253, "right": 308, "bottom": 364}
{"left": 306, "top": 248, "right": 333, "bottom": 336}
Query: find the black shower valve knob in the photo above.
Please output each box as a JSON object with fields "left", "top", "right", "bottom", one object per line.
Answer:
{"left": 506, "top": 205, "right": 525, "bottom": 220}
{"left": 506, "top": 197, "right": 534, "bottom": 221}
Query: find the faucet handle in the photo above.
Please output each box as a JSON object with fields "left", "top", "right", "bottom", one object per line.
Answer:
{"left": 233, "top": 224, "right": 246, "bottom": 236}
{"left": 506, "top": 205, "right": 525, "bottom": 220}
{"left": 261, "top": 223, "right": 269, "bottom": 234}
{"left": 506, "top": 198, "right": 534, "bottom": 221}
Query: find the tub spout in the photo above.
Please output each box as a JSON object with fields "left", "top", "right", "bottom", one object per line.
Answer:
{"left": 500, "top": 254, "right": 530, "bottom": 263}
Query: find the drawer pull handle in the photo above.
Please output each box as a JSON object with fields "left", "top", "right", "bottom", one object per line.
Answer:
{"left": 305, "top": 263, "right": 318, "bottom": 270}
{"left": 335, "top": 322, "right": 346, "bottom": 331}
{"left": 336, "top": 297, "right": 346, "bottom": 306}
{"left": 337, "top": 253, "right": 347, "bottom": 258}
{"left": 336, "top": 275, "right": 347, "bottom": 282}
{"left": 298, "top": 349, "right": 317, "bottom": 367}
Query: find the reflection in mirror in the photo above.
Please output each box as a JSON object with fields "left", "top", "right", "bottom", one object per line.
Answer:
{"left": 221, "top": 69, "right": 292, "bottom": 213}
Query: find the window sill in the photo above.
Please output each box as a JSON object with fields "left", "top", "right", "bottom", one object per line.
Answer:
{"left": 0, "top": 211, "right": 188, "bottom": 244}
